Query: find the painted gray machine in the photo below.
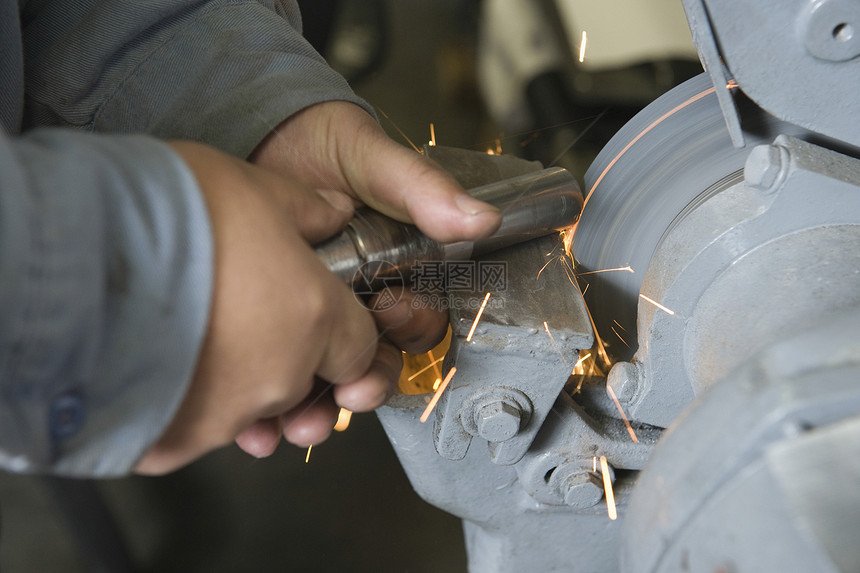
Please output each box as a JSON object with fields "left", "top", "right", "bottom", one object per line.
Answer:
{"left": 376, "top": 1, "right": 860, "bottom": 571}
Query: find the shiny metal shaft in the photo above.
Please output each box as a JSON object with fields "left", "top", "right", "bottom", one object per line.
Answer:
{"left": 315, "top": 167, "right": 582, "bottom": 290}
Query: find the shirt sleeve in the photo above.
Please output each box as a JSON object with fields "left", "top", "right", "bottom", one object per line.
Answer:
{"left": 21, "top": 0, "right": 373, "bottom": 157}
{"left": 0, "top": 128, "right": 212, "bottom": 477}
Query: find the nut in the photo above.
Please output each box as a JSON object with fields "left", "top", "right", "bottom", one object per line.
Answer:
{"left": 475, "top": 401, "right": 522, "bottom": 443}
{"left": 562, "top": 472, "right": 604, "bottom": 509}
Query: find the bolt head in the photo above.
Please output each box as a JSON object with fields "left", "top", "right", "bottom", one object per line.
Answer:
{"left": 607, "top": 361, "right": 641, "bottom": 404}
{"left": 475, "top": 401, "right": 522, "bottom": 443}
{"left": 563, "top": 472, "right": 604, "bottom": 508}
{"left": 745, "top": 144, "right": 786, "bottom": 191}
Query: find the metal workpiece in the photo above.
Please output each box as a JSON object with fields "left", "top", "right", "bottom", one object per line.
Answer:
{"left": 622, "top": 309, "right": 860, "bottom": 573}
{"left": 682, "top": 0, "right": 860, "bottom": 148}
{"left": 621, "top": 135, "right": 860, "bottom": 428}
{"left": 431, "top": 234, "right": 593, "bottom": 466}
{"left": 315, "top": 167, "right": 582, "bottom": 289}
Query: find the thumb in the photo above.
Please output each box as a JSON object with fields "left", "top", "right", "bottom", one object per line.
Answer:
{"left": 345, "top": 128, "right": 502, "bottom": 243}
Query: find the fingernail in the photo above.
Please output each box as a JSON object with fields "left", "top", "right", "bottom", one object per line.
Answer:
{"left": 316, "top": 189, "right": 355, "bottom": 213}
{"left": 455, "top": 194, "right": 500, "bottom": 216}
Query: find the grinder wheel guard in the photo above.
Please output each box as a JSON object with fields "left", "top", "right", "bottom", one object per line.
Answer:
{"left": 574, "top": 72, "right": 818, "bottom": 363}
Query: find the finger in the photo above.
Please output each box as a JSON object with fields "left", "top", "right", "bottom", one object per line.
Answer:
{"left": 235, "top": 417, "right": 282, "bottom": 458}
{"left": 368, "top": 288, "right": 449, "bottom": 354}
{"left": 281, "top": 387, "right": 339, "bottom": 447}
{"left": 345, "top": 126, "right": 502, "bottom": 243}
{"left": 333, "top": 341, "right": 402, "bottom": 411}
{"left": 266, "top": 180, "right": 354, "bottom": 245}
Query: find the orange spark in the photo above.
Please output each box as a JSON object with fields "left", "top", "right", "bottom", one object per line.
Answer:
{"left": 407, "top": 356, "right": 445, "bottom": 381}
{"left": 466, "top": 293, "right": 492, "bottom": 342}
{"left": 432, "top": 377, "right": 442, "bottom": 390}
{"left": 420, "top": 367, "right": 457, "bottom": 423}
{"left": 305, "top": 445, "right": 313, "bottom": 463}
{"left": 611, "top": 326, "right": 630, "bottom": 348}
{"left": 606, "top": 385, "right": 639, "bottom": 442}
{"left": 726, "top": 79, "right": 739, "bottom": 90}
{"left": 543, "top": 321, "right": 567, "bottom": 363}
{"left": 639, "top": 293, "right": 676, "bottom": 315}
{"left": 429, "top": 123, "right": 437, "bottom": 146}
{"left": 376, "top": 107, "right": 421, "bottom": 153}
{"left": 578, "top": 30, "right": 588, "bottom": 63}
{"left": 600, "top": 456, "right": 617, "bottom": 520}
{"left": 572, "top": 352, "right": 592, "bottom": 374}
{"left": 333, "top": 408, "right": 353, "bottom": 432}
{"left": 429, "top": 349, "right": 443, "bottom": 381}
{"left": 576, "top": 265, "right": 634, "bottom": 276}
{"left": 584, "top": 86, "right": 717, "bottom": 208}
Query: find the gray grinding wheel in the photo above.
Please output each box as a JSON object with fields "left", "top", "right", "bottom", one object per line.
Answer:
{"left": 574, "top": 73, "right": 812, "bottom": 362}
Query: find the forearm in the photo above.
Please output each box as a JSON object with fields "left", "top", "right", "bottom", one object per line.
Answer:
{"left": 22, "top": 0, "right": 372, "bottom": 157}
{"left": 0, "top": 128, "right": 212, "bottom": 476}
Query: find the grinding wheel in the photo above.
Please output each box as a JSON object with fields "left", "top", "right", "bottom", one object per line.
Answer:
{"left": 574, "top": 73, "right": 815, "bottom": 362}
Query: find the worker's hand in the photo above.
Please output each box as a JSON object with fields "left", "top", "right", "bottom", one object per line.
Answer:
{"left": 225, "top": 101, "right": 502, "bottom": 458}
{"left": 135, "top": 141, "right": 400, "bottom": 474}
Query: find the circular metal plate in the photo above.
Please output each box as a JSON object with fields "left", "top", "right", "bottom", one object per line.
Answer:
{"left": 574, "top": 73, "right": 812, "bottom": 361}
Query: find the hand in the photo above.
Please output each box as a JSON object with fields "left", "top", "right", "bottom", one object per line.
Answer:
{"left": 236, "top": 102, "right": 501, "bottom": 456}
{"left": 135, "top": 141, "right": 396, "bottom": 474}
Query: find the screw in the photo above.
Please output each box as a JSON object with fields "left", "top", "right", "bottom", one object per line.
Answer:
{"left": 607, "top": 361, "right": 642, "bottom": 404}
{"left": 562, "top": 472, "right": 604, "bottom": 509}
{"left": 745, "top": 144, "right": 788, "bottom": 192}
{"left": 475, "top": 401, "right": 522, "bottom": 443}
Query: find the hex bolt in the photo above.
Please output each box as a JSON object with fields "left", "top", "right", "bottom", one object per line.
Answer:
{"left": 562, "top": 472, "right": 604, "bottom": 509}
{"left": 745, "top": 144, "right": 789, "bottom": 192}
{"left": 607, "top": 361, "right": 642, "bottom": 405}
{"left": 475, "top": 401, "right": 522, "bottom": 443}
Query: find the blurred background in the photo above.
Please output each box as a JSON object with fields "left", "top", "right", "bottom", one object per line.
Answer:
{"left": 0, "top": 1, "right": 699, "bottom": 571}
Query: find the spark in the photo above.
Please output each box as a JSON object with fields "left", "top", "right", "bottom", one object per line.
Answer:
{"left": 613, "top": 319, "right": 626, "bottom": 331}
{"left": 305, "top": 445, "right": 313, "bottom": 463}
{"left": 579, "top": 30, "right": 588, "bottom": 63}
{"left": 606, "top": 385, "right": 639, "bottom": 442}
{"left": 726, "top": 79, "right": 739, "bottom": 90}
{"left": 376, "top": 107, "right": 421, "bottom": 153}
{"left": 599, "top": 456, "right": 617, "bottom": 520}
{"left": 432, "top": 377, "right": 442, "bottom": 390}
{"left": 407, "top": 356, "right": 445, "bottom": 381}
{"left": 573, "top": 352, "right": 592, "bottom": 373}
{"left": 581, "top": 283, "right": 589, "bottom": 296}
{"left": 583, "top": 303, "right": 612, "bottom": 370}
{"left": 543, "top": 321, "right": 567, "bottom": 363}
{"left": 593, "top": 456, "right": 597, "bottom": 473}
{"left": 611, "top": 326, "right": 630, "bottom": 348}
{"left": 466, "top": 293, "right": 492, "bottom": 342}
{"left": 576, "top": 265, "right": 634, "bottom": 276}
{"left": 561, "top": 227, "right": 576, "bottom": 259}
{"left": 639, "top": 293, "right": 676, "bottom": 315}
{"left": 536, "top": 257, "right": 555, "bottom": 279}
{"left": 333, "top": 408, "right": 353, "bottom": 432}
{"left": 584, "top": 86, "right": 717, "bottom": 209}
{"left": 429, "top": 123, "right": 436, "bottom": 147}
{"left": 420, "top": 367, "right": 457, "bottom": 423}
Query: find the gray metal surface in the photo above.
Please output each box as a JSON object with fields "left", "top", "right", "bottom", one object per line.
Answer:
{"left": 690, "top": 0, "right": 860, "bottom": 149}
{"left": 615, "top": 135, "right": 860, "bottom": 428}
{"left": 575, "top": 73, "right": 822, "bottom": 364}
{"left": 377, "top": 232, "right": 659, "bottom": 572}
{"left": 622, "top": 308, "right": 860, "bottom": 573}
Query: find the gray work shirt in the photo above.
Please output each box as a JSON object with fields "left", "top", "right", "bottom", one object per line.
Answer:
{"left": 0, "top": 0, "right": 368, "bottom": 476}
